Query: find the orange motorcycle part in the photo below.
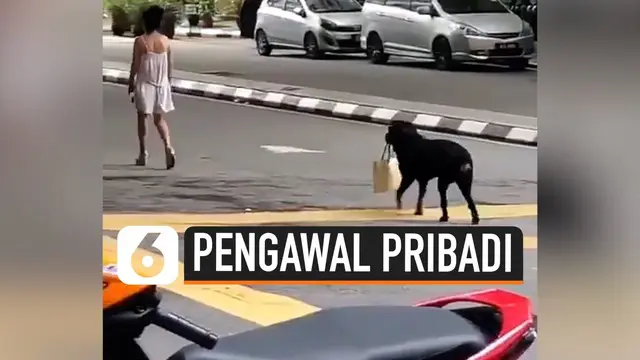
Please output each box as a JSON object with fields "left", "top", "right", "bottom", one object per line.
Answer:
{"left": 103, "top": 272, "right": 154, "bottom": 310}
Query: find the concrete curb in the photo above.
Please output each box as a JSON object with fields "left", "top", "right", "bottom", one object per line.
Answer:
{"left": 102, "top": 27, "right": 241, "bottom": 38}
{"left": 174, "top": 27, "right": 241, "bottom": 38}
{"left": 103, "top": 68, "right": 537, "bottom": 147}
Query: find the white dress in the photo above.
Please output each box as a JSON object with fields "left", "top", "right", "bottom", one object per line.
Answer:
{"left": 134, "top": 35, "right": 175, "bottom": 114}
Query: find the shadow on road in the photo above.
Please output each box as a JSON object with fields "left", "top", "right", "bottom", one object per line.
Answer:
{"left": 387, "top": 60, "right": 533, "bottom": 74}
{"left": 270, "top": 53, "right": 367, "bottom": 61}
{"left": 257, "top": 51, "right": 535, "bottom": 74}
{"left": 103, "top": 164, "right": 169, "bottom": 171}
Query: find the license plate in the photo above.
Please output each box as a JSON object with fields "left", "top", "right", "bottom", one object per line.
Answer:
{"left": 334, "top": 33, "right": 353, "bottom": 40}
{"left": 496, "top": 42, "right": 519, "bottom": 49}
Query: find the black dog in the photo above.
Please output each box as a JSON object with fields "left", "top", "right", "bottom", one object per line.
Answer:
{"left": 385, "top": 121, "right": 479, "bottom": 224}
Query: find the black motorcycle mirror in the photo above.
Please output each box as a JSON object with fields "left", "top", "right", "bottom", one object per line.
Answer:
{"left": 154, "top": 310, "right": 218, "bottom": 349}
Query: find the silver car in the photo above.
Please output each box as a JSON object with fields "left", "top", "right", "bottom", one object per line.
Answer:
{"left": 360, "top": 0, "right": 535, "bottom": 70}
{"left": 254, "top": 0, "right": 364, "bottom": 58}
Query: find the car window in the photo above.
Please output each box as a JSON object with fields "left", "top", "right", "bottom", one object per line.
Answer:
{"left": 267, "top": 0, "right": 286, "bottom": 8}
{"left": 284, "top": 0, "right": 302, "bottom": 10}
{"left": 409, "top": 0, "right": 431, "bottom": 11}
{"left": 305, "top": 0, "right": 362, "bottom": 12}
{"left": 438, "top": 0, "right": 509, "bottom": 14}
{"left": 385, "top": 0, "right": 409, "bottom": 9}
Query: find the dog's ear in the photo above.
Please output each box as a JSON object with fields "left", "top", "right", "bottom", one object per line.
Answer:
{"left": 389, "top": 121, "right": 418, "bottom": 136}
{"left": 388, "top": 121, "right": 409, "bottom": 134}
{"left": 387, "top": 121, "right": 411, "bottom": 145}
{"left": 389, "top": 120, "right": 408, "bottom": 128}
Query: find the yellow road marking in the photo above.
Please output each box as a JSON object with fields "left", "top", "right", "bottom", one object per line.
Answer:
{"left": 103, "top": 204, "right": 537, "bottom": 249}
{"left": 523, "top": 236, "right": 536, "bottom": 249}
{"left": 103, "top": 205, "right": 536, "bottom": 324}
{"left": 103, "top": 204, "right": 537, "bottom": 232}
{"left": 103, "top": 236, "right": 319, "bottom": 326}
{"left": 104, "top": 232, "right": 536, "bottom": 324}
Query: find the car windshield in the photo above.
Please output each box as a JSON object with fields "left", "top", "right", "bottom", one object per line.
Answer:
{"left": 305, "top": 0, "right": 362, "bottom": 13}
{"left": 437, "top": 0, "right": 509, "bottom": 14}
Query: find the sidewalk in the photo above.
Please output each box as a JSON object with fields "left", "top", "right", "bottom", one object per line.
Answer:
{"left": 529, "top": 43, "right": 537, "bottom": 68}
{"left": 174, "top": 26, "right": 240, "bottom": 38}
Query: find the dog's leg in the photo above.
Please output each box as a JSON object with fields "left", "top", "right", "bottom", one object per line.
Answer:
{"left": 414, "top": 180, "right": 427, "bottom": 215}
{"left": 437, "top": 178, "right": 451, "bottom": 222}
{"left": 456, "top": 174, "right": 479, "bottom": 225}
{"left": 396, "top": 176, "right": 414, "bottom": 210}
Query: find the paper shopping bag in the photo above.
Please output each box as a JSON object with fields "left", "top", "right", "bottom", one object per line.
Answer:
{"left": 387, "top": 157, "right": 401, "bottom": 189}
{"left": 373, "top": 144, "right": 402, "bottom": 193}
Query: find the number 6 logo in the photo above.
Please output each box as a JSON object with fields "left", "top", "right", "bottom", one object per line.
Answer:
{"left": 116, "top": 226, "right": 179, "bottom": 285}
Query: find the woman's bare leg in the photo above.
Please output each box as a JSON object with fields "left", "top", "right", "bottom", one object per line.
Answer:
{"left": 136, "top": 112, "right": 148, "bottom": 163}
{"left": 152, "top": 113, "right": 172, "bottom": 149}
{"left": 153, "top": 113, "right": 175, "bottom": 169}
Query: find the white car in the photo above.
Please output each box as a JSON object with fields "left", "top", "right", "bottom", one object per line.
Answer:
{"left": 254, "top": 0, "right": 364, "bottom": 58}
{"left": 360, "top": 0, "right": 535, "bottom": 70}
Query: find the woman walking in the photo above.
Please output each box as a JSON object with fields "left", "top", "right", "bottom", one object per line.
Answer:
{"left": 127, "top": 5, "right": 176, "bottom": 169}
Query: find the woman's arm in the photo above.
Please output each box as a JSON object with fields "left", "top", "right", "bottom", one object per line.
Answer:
{"left": 167, "top": 43, "right": 173, "bottom": 82}
{"left": 128, "top": 38, "right": 141, "bottom": 91}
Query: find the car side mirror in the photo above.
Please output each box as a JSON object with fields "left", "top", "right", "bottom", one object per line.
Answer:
{"left": 416, "top": 5, "right": 437, "bottom": 16}
{"left": 293, "top": 7, "right": 306, "bottom": 17}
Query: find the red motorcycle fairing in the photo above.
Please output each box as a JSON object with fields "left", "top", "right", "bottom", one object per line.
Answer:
{"left": 415, "top": 288, "right": 537, "bottom": 360}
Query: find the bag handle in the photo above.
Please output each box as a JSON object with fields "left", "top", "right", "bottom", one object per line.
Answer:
{"left": 380, "top": 144, "right": 392, "bottom": 161}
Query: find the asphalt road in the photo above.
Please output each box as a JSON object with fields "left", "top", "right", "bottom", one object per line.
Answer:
{"left": 102, "top": 37, "right": 537, "bottom": 116}
{"left": 103, "top": 84, "right": 536, "bottom": 212}
{"left": 104, "top": 84, "right": 537, "bottom": 359}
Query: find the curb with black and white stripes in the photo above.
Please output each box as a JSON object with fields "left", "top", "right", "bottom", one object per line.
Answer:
{"left": 103, "top": 68, "right": 537, "bottom": 146}
{"left": 174, "top": 27, "right": 241, "bottom": 38}
{"left": 102, "top": 27, "right": 241, "bottom": 38}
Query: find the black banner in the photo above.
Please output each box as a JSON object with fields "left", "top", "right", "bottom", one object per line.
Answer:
{"left": 183, "top": 226, "right": 523, "bottom": 283}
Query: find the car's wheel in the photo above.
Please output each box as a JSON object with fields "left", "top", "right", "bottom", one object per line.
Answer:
{"left": 507, "top": 58, "right": 528, "bottom": 71}
{"left": 303, "top": 33, "right": 323, "bottom": 59}
{"left": 433, "top": 38, "right": 455, "bottom": 70}
{"left": 255, "top": 29, "right": 272, "bottom": 56}
{"left": 366, "top": 33, "right": 389, "bottom": 64}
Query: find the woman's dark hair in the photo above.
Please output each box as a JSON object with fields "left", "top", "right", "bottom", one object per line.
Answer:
{"left": 142, "top": 5, "right": 164, "bottom": 33}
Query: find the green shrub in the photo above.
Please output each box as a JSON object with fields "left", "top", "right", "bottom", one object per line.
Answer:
{"left": 126, "top": 1, "right": 178, "bottom": 37}
{"left": 215, "top": 0, "right": 243, "bottom": 17}
{"left": 160, "top": 5, "right": 178, "bottom": 39}
{"left": 201, "top": 11, "right": 214, "bottom": 28}
{"left": 187, "top": 14, "right": 200, "bottom": 27}
{"left": 108, "top": 0, "right": 179, "bottom": 36}
{"left": 109, "top": 4, "right": 131, "bottom": 36}
{"left": 131, "top": 1, "right": 153, "bottom": 36}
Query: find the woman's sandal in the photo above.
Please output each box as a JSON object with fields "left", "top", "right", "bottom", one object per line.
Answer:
{"left": 135, "top": 152, "right": 149, "bottom": 166}
{"left": 165, "top": 147, "right": 176, "bottom": 169}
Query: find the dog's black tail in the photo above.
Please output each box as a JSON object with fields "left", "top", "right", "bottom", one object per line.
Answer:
{"left": 456, "top": 162, "right": 474, "bottom": 203}
{"left": 457, "top": 162, "right": 474, "bottom": 189}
